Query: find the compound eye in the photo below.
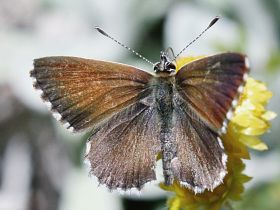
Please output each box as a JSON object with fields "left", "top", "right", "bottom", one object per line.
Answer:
{"left": 153, "top": 62, "right": 160, "bottom": 72}
{"left": 166, "top": 62, "right": 176, "bottom": 71}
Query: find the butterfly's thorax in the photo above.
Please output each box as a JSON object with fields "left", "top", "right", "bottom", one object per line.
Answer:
{"left": 153, "top": 75, "right": 177, "bottom": 185}
{"left": 154, "top": 76, "right": 174, "bottom": 112}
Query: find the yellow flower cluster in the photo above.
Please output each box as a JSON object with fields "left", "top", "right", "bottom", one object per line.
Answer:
{"left": 161, "top": 56, "right": 276, "bottom": 210}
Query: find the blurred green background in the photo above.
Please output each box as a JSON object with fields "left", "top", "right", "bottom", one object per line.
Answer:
{"left": 0, "top": 0, "right": 279, "bottom": 210}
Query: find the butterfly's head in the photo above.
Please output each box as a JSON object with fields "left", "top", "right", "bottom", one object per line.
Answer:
{"left": 153, "top": 51, "right": 176, "bottom": 74}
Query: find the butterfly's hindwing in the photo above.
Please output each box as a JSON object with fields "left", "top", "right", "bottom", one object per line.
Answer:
{"left": 171, "top": 94, "right": 227, "bottom": 192}
{"left": 85, "top": 100, "right": 161, "bottom": 190}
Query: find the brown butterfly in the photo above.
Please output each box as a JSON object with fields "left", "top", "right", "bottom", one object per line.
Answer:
{"left": 30, "top": 17, "right": 249, "bottom": 193}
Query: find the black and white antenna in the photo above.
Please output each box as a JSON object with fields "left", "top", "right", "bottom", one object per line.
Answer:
{"left": 172, "top": 16, "right": 220, "bottom": 62}
{"left": 95, "top": 26, "right": 154, "bottom": 66}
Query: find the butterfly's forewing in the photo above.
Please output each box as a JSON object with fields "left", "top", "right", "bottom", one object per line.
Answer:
{"left": 172, "top": 95, "right": 226, "bottom": 192}
{"left": 176, "top": 53, "right": 249, "bottom": 132}
{"left": 30, "top": 56, "right": 153, "bottom": 132}
{"left": 86, "top": 100, "right": 161, "bottom": 190}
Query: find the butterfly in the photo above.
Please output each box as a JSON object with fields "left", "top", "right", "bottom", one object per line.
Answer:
{"left": 30, "top": 18, "right": 249, "bottom": 193}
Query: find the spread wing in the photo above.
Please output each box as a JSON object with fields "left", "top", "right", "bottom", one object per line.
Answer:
{"left": 172, "top": 53, "right": 249, "bottom": 192}
{"left": 30, "top": 56, "right": 153, "bottom": 132}
{"left": 85, "top": 100, "right": 161, "bottom": 190}
{"left": 175, "top": 53, "right": 249, "bottom": 133}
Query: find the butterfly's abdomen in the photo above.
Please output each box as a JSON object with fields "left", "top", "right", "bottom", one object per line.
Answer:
{"left": 154, "top": 77, "right": 177, "bottom": 185}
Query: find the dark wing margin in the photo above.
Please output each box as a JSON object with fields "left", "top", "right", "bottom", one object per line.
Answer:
{"left": 171, "top": 95, "right": 227, "bottom": 193}
{"left": 175, "top": 53, "right": 249, "bottom": 133}
{"left": 30, "top": 56, "right": 153, "bottom": 132}
{"left": 85, "top": 101, "right": 161, "bottom": 190}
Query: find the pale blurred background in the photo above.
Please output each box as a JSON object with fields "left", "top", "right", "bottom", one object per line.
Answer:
{"left": 0, "top": 0, "right": 280, "bottom": 210}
